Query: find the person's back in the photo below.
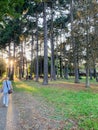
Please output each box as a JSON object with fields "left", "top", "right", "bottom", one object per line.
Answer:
{"left": 2, "top": 77, "right": 13, "bottom": 107}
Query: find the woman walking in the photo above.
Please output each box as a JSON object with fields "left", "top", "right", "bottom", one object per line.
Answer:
{"left": 1, "top": 77, "right": 13, "bottom": 107}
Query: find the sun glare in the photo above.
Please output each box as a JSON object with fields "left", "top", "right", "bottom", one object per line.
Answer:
{"left": 5, "top": 59, "right": 9, "bottom": 64}
{"left": 10, "top": 60, "right": 13, "bottom": 66}
{"left": 5, "top": 59, "right": 14, "bottom": 66}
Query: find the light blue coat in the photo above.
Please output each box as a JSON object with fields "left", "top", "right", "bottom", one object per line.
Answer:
{"left": 3, "top": 80, "right": 11, "bottom": 93}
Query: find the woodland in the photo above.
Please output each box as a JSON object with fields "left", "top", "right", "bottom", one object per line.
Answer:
{"left": 0, "top": 0, "right": 98, "bottom": 87}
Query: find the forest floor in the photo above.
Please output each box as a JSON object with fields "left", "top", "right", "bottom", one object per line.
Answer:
{"left": 0, "top": 80, "right": 98, "bottom": 130}
{"left": 0, "top": 92, "right": 67, "bottom": 130}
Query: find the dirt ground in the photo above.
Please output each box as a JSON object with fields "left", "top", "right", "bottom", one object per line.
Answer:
{"left": 0, "top": 92, "right": 71, "bottom": 130}
{"left": 49, "top": 81, "right": 98, "bottom": 93}
{"left": 0, "top": 82, "right": 97, "bottom": 130}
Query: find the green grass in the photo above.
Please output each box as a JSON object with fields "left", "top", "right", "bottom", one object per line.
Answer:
{"left": 6, "top": 80, "right": 98, "bottom": 129}
{"left": 56, "top": 76, "right": 98, "bottom": 85}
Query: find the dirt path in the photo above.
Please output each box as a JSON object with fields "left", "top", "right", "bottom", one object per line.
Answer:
{"left": 0, "top": 92, "right": 67, "bottom": 130}
{"left": 0, "top": 93, "right": 21, "bottom": 130}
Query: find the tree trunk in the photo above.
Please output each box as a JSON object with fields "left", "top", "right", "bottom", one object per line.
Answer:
{"left": 19, "top": 42, "right": 23, "bottom": 79}
{"left": 86, "top": 67, "right": 90, "bottom": 88}
{"left": 89, "top": 69, "right": 92, "bottom": 80}
{"left": 70, "top": 0, "right": 79, "bottom": 83}
{"left": 8, "top": 43, "right": 11, "bottom": 79}
{"left": 43, "top": 2, "right": 48, "bottom": 85}
{"left": 85, "top": 31, "right": 90, "bottom": 87}
{"left": 50, "top": 2, "right": 56, "bottom": 80}
{"left": 30, "top": 32, "right": 34, "bottom": 78}
{"left": 59, "top": 56, "right": 63, "bottom": 78}
{"left": 64, "top": 63, "right": 69, "bottom": 79}
{"left": 94, "top": 66, "right": 98, "bottom": 82}
{"left": 85, "top": 1, "right": 90, "bottom": 88}
{"left": 55, "top": 35, "right": 59, "bottom": 78}
{"left": 39, "top": 42, "right": 43, "bottom": 77}
{"left": 35, "top": 12, "right": 39, "bottom": 82}
{"left": 11, "top": 42, "right": 16, "bottom": 80}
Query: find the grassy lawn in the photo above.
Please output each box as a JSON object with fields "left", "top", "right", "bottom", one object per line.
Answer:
{"left": 57, "top": 76, "right": 98, "bottom": 85}
{"left": 2, "top": 79, "right": 98, "bottom": 129}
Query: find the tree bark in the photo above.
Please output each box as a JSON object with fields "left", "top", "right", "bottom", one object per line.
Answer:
{"left": 85, "top": 1, "right": 90, "bottom": 88}
{"left": 70, "top": 0, "right": 79, "bottom": 83}
{"left": 35, "top": 12, "right": 39, "bottom": 82}
{"left": 30, "top": 32, "right": 34, "bottom": 78}
{"left": 64, "top": 63, "right": 69, "bottom": 79}
{"left": 8, "top": 43, "right": 11, "bottom": 79}
{"left": 50, "top": 2, "right": 56, "bottom": 80}
{"left": 43, "top": 2, "right": 48, "bottom": 85}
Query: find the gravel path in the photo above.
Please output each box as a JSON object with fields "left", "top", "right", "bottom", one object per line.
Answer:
{"left": 0, "top": 92, "right": 69, "bottom": 130}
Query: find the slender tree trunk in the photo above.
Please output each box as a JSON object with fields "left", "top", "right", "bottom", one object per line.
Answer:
{"left": 43, "top": 2, "right": 48, "bottom": 85}
{"left": 50, "top": 2, "right": 56, "bottom": 80}
{"left": 85, "top": 30, "right": 90, "bottom": 87}
{"left": 85, "top": 0, "right": 90, "bottom": 88}
{"left": 59, "top": 31, "right": 63, "bottom": 78}
{"left": 30, "top": 32, "right": 34, "bottom": 78}
{"left": 55, "top": 35, "right": 59, "bottom": 78}
{"left": 26, "top": 59, "right": 28, "bottom": 79}
{"left": 8, "top": 43, "right": 11, "bottom": 78}
{"left": 35, "top": 12, "right": 39, "bottom": 82}
{"left": 59, "top": 56, "right": 63, "bottom": 78}
{"left": 93, "top": 65, "right": 98, "bottom": 81}
{"left": 11, "top": 42, "right": 16, "bottom": 80}
{"left": 89, "top": 69, "right": 92, "bottom": 80}
{"left": 22, "top": 42, "right": 24, "bottom": 78}
{"left": 39, "top": 43, "right": 43, "bottom": 77}
{"left": 86, "top": 67, "right": 90, "bottom": 87}
{"left": 64, "top": 63, "right": 69, "bottom": 79}
{"left": 22, "top": 42, "right": 25, "bottom": 78}
{"left": 19, "top": 42, "right": 23, "bottom": 79}
{"left": 70, "top": 0, "right": 79, "bottom": 83}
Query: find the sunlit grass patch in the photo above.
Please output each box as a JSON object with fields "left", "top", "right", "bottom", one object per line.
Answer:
{"left": 13, "top": 79, "right": 98, "bottom": 129}
{"left": 12, "top": 80, "right": 38, "bottom": 93}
